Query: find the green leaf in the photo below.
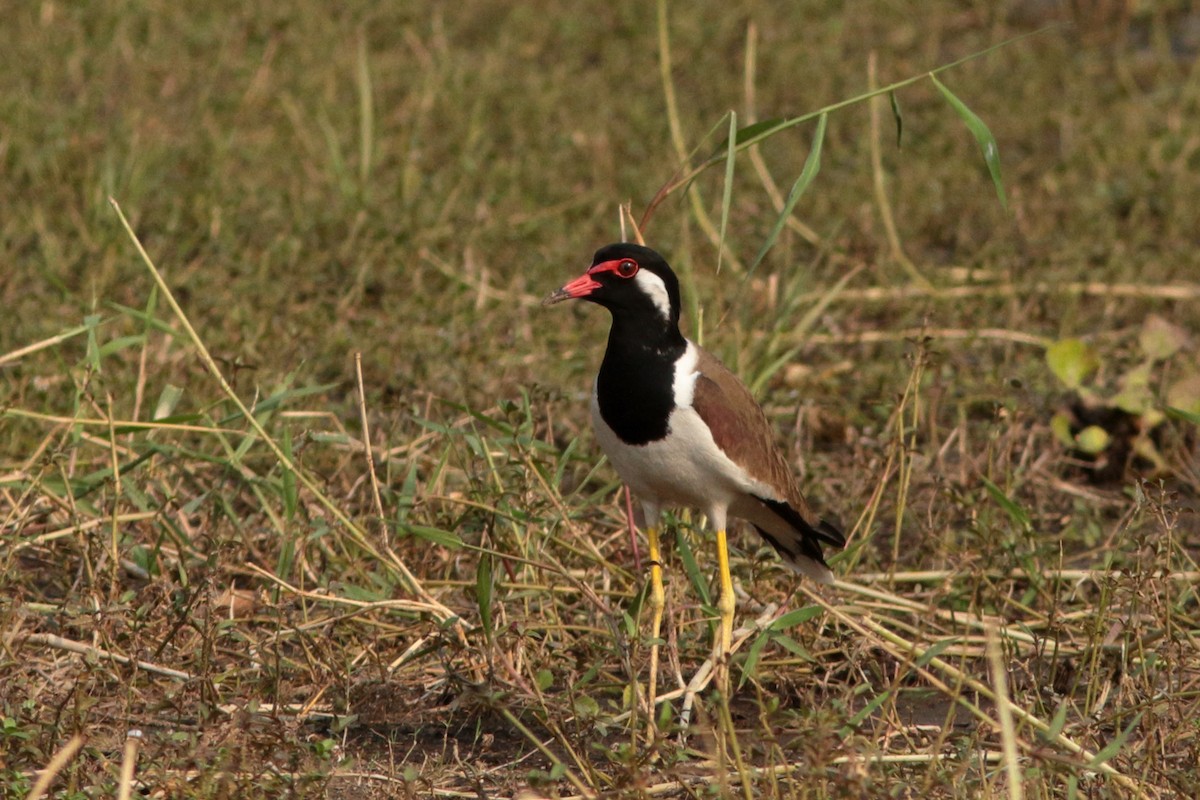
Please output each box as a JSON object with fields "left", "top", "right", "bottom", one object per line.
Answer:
{"left": 1166, "top": 405, "right": 1200, "bottom": 425}
{"left": 84, "top": 313, "right": 103, "bottom": 373}
{"left": 716, "top": 111, "right": 737, "bottom": 273}
{"left": 1045, "top": 339, "right": 1099, "bottom": 390}
{"left": 1074, "top": 425, "right": 1111, "bottom": 455}
{"left": 1043, "top": 700, "right": 1070, "bottom": 741}
{"left": 914, "top": 638, "right": 959, "bottom": 668}
{"left": 1088, "top": 712, "right": 1143, "bottom": 768}
{"left": 772, "top": 634, "right": 812, "bottom": 659}
{"left": 889, "top": 90, "right": 903, "bottom": 147}
{"left": 1112, "top": 362, "right": 1155, "bottom": 415}
{"left": 476, "top": 552, "right": 494, "bottom": 641}
{"left": 841, "top": 689, "right": 892, "bottom": 736}
{"left": 1138, "top": 314, "right": 1188, "bottom": 361}
{"left": 706, "top": 117, "right": 788, "bottom": 161}
{"left": 281, "top": 425, "right": 298, "bottom": 522}
{"left": 1050, "top": 412, "right": 1076, "bottom": 447}
{"left": 930, "top": 73, "right": 1007, "bottom": 210}
{"left": 738, "top": 629, "right": 772, "bottom": 689}
{"left": 153, "top": 384, "right": 184, "bottom": 421}
{"left": 1166, "top": 372, "right": 1200, "bottom": 416}
{"left": 403, "top": 524, "right": 464, "bottom": 550}
{"left": 572, "top": 695, "right": 600, "bottom": 720}
{"left": 769, "top": 604, "right": 824, "bottom": 631}
{"left": 748, "top": 112, "right": 828, "bottom": 275}
{"left": 98, "top": 334, "right": 145, "bottom": 358}
{"left": 980, "top": 476, "right": 1032, "bottom": 531}
{"left": 675, "top": 524, "right": 711, "bottom": 606}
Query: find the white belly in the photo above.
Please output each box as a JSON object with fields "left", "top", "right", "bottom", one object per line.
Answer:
{"left": 590, "top": 389, "right": 763, "bottom": 521}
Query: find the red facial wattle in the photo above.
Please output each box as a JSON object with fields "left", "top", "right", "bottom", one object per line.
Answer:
{"left": 543, "top": 257, "right": 640, "bottom": 305}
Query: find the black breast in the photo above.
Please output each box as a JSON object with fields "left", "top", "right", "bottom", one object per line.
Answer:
{"left": 595, "top": 339, "right": 683, "bottom": 446}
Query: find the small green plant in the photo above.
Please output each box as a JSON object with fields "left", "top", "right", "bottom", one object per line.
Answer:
{"left": 1047, "top": 314, "right": 1200, "bottom": 479}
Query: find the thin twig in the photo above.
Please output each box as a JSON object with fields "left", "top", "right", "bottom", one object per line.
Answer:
{"left": 24, "top": 633, "right": 193, "bottom": 681}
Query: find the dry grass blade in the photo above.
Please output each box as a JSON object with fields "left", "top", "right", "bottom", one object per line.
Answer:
{"left": 5, "top": 7, "right": 1197, "bottom": 797}
{"left": 804, "top": 586, "right": 1153, "bottom": 799}
{"left": 107, "top": 198, "right": 458, "bottom": 626}
{"left": 116, "top": 729, "right": 143, "bottom": 800}
{"left": 23, "top": 734, "right": 84, "bottom": 800}
{"left": 986, "top": 623, "right": 1025, "bottom": 800}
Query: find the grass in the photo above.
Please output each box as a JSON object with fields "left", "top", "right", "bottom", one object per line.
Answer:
{"left": 3, "top": 1, "right": 1200, "bottom": 797}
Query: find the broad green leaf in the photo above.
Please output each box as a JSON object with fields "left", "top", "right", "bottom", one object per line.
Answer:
{"left": 1138, "top": 314, "right": 1188, "bottom": 361}
{"left": 1074, "top": 425, "right": 1111, "bottom": 455}
{"left": 573, "top": 695, "right": 600, "bottom": 720}
{"left": 1045, "top": 339, "right": 1099, "bottom": 390}
{"left": 748, "top": 112, "right": 828, "bottom": 275}
{"left": 930, "top": 74, "right": 1007, "bottom": 210}
{"left": 1113, "top": 363, "right": 1154, "bottom": 415}
{"left": 1050, "top": 412, "right": 1076, "bottom": 447}
{"left": 1166, "top": 372, "right": 1200, "bottom": 416}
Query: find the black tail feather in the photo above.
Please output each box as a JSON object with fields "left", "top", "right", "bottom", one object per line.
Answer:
{"left": 757, "top": 496, "right": 846, "bottom": 548}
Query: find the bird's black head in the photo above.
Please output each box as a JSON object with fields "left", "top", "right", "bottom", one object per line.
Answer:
{"left": 543, "top": 243, "right": 682, "bottom": 328}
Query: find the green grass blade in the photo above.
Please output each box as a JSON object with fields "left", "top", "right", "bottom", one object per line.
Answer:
{"left": 716, "top": 111, "right": 737, "bottom": 274}
{"left": 281, "top": 425, "right": 298, "bottom": 522}
{"left": 930, "top": 73, "right": 1007, "bottom": 210}
{"left": 748, "top": 112, "right": 827, "bottom": 276}
{"left": 1088, "top": 712, "right": 1143, "bottom": 768}
{"left": 675, "top": 523, "right": 711, "bottom": 606}
{"left": 476, "top": 552, "right": 494, "bottom": 643}
{"left": 356, "top": 31, "right": 374, "bottom": 189}
{"left": 889, "top": 90, "right": 903, "bottom": 147}
{"left": 738, "top": 630, "right": 772, "bottom": 688}
{"left": 769, "top": 604, "right": 824, "bottom": 631}
{"left": 840, "top": 688, "right": 893, "bottom": 737}
{"left": 980, "top": 475, "right": 1033, "bottom": 532}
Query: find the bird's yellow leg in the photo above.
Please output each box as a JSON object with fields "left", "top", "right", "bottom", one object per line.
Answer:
{"left": 645, "top": 525, "right": 665, "bottom": 736}
{"left": 714, "top": 528, "right": 735, "bottom": 688}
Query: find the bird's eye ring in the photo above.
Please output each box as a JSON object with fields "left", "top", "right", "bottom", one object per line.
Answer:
{"left": 616, "top": 260, "right": 638, "bottom": 278}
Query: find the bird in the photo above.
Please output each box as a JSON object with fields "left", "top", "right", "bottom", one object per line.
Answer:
{"left": 544, "top": 242, "right": 846, "bottom": 725}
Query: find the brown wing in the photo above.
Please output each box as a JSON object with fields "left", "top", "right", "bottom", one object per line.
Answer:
{"left": 690, "top": 347, "right": 818, "bottom": 522}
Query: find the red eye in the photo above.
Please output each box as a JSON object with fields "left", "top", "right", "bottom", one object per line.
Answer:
{"left": 616, "top": 259, "right": 638, "bottom": 278}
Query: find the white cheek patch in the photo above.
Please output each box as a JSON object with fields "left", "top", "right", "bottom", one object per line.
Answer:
{"left": 633, "top": 269, "right": 672, "bottom": 322}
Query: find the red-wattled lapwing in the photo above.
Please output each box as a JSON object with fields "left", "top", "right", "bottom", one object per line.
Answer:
{"left": 545, "top": 242, "right": 845, "bottom": 724}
